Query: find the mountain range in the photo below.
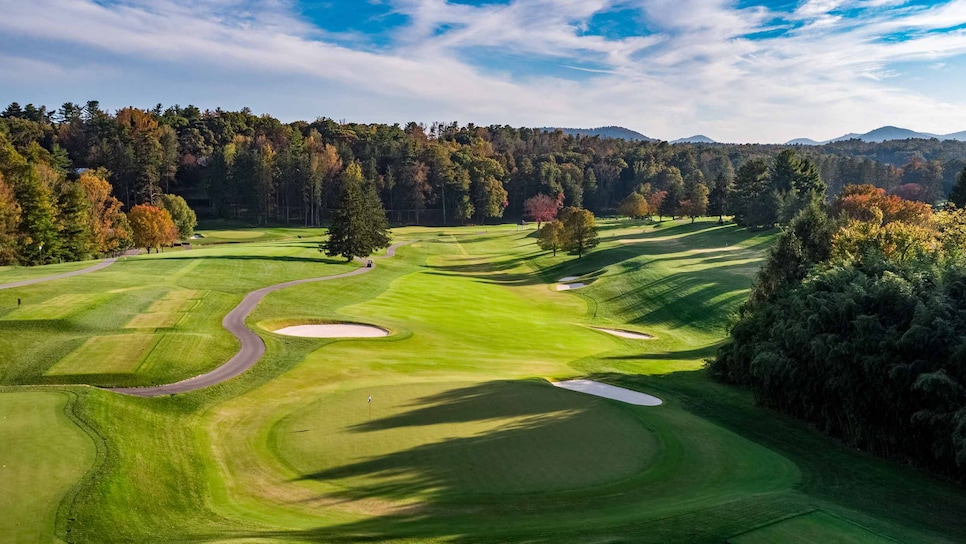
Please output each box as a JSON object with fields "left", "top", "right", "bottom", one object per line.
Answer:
{"left": 542, "top": 125, "right": 966, "bottom": 145}
{"left": 786, "top": 126, "right": 966, "bottom": 145}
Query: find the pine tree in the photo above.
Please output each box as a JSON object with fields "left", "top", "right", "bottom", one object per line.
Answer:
{"left": 322, "top": 163, "right": 391, "bottom": 261}
{"left": 949, "top": 167, "right": 966, "bottom": 208}
{"left": 14, "top": 166, "right": 60, "bottom": 265}
{"left": 57, "top": 180, "right": 95, "bottom": 261}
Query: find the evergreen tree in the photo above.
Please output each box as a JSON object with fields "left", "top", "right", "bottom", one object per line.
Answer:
{"left": 322, "top": 163, "right": 391, "bottom": 261}
{"left": 949, "top": 166, "right": 966, "bottom": 208}
{"left": 14, "top": 166, "right": 60, "bottom": 265}
{"left": 56, "top": 180, "right": 95, "bottom": 261}
{"left": 730, "top": 159, "right": 770, "bottom": 228}
{"left": 709, "top": 172, "right": 731, "bottom": 222}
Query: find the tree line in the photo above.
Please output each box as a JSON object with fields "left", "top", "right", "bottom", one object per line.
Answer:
{"left": 709, "top": 167, "right": 966, "bottom": 480}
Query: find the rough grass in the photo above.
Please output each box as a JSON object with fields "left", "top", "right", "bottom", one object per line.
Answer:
{"left": 3, "top": 219, "right": 966, "bottom": 543}
{"left": 729, "top": 510, "right": 896, "bottom": 543}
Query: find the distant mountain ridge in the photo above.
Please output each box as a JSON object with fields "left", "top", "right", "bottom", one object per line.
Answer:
{"left": 787, "top": 126, "right": 966, "bottom": 145}
{"left": 542, "top": 126, "right": 653, "bottom": 141}
{"left": 672, "top": 135, "right": 716, "bottom": 144}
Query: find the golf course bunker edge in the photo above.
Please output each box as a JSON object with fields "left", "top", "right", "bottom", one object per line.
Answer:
{"left": 553, "top": 379, "right": 663, "bottom": 406}
{"left": 274, "top": 323, "right": 389, "bottom": 338}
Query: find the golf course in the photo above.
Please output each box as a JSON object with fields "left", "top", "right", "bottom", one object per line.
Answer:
{"left": 2, "top": 218, "right": 965, "bottom": 543}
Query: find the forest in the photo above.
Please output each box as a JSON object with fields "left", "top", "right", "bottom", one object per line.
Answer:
{"left": 2, "top": 100, "right": 966, "bottom": 268}
{"left": 710, "top": 168, "right": 966, "bottom": 480}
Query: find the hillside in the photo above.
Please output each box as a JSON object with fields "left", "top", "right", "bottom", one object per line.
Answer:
{"left": 541, "top": 126, "right": 653, "bottom": 141}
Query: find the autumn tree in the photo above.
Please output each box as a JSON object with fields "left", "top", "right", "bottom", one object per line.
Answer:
{"left": 618, "top": 192, "right": 649, "bottom": 220}
{"left": 322, "top": 162, "right": 391, "bottom": 261}
{"left": 524, "top": 193, "right": 563, "bottom": 228}
{"left": 680, "top": 180, "right": 709, "bottom": 223}
{"left": 560, "top": 207, "right": 599, "bottom": 258}
{"left": 537, "top": 220, "right": 564, "bottom": 256}
{"left": 0, "top": 174, "right": 20, "bottom": 264}
{"left": 128, "top": 204, "right": 177, "bottom": 253}
{"left": 79, "top": 171, "right": 130, "bottom": 253}
{"left": 159, "top": 193, "right": 198, "bottom": 240}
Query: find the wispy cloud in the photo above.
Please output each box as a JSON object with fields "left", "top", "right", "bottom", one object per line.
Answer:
{"left": 0, "top": 0, "right": 964, "bottom": 142}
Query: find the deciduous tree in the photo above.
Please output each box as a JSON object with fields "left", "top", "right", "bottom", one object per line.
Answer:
{"left": 560, "top": 207, "right": 599, "bottom": 258}
{"left": 524, "top": 193, "right": 563, "bottom": 228}
{"left": 159, "top": 193, "right": 197, "bottom": 240}
{"left": 537, "top": 220, "right": 564, "bottom": 256}
{"left": 128, "top": 204, "right": 176, "bottom": 253}
{"left": 618, "top": 192, "right": 648, "bottom": 220}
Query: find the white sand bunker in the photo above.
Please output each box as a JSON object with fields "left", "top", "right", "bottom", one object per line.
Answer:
{"left": 274, "top": 324, "right": 389, "bottom": 338}
{"left": 558, "top": 276, "right": 580, "bottom": 282}
{"left": 593, "top": 327, "right": 654, "bottom": 340}
{"left": 556, "top": 283, "right": 587, "bottom": 291}
{"left": 553, "top": 379, "right": 662, "bottom": 406}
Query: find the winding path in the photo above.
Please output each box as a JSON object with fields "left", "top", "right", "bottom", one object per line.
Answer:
{"left": 0, "top": 250, "right": 139, "bottom": 291}
{"left": 109, "top": 241, "right": 412, "bottom": 397}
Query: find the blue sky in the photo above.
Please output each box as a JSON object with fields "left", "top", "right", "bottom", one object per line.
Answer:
{"left": 0, "top": 0, "right": 965, "bottom": 142}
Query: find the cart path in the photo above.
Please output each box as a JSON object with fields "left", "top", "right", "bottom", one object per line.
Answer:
{"left": 0, "top": 250, "right": 140, "bottom": 291}
{"left": 109, "top": 242, "right": 412, "bottom": 397}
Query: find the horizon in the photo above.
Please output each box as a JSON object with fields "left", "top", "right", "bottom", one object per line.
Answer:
{"left": 1, "top": 0, "right": 965, "bottom": 143}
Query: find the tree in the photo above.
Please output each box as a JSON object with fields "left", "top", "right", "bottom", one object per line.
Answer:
{"left": 949, "top": 167, "right": 966, "bottom": 208}
{"left": 524, "top": 193, "right": 563, "bottom": 229}
{"left": 79, "top": 171, "right": 130, "bottom": 254}
{"left": 618, "top": 192, "right": 649, "bottom": 220}
{"left": 14, "top": 166, "right": 60, "bottom": 265}
{"left": 128, "top": 204, "right": 176, "bottom": 253}
{"left": 159, "top": 194, "right": 197, "bottom": 240}
{"left": 56, "top": 180, "right": 95, "bottom": 261}
{"left": 537, "top": 220, "right": 564, "bottom": 256}
{"left": 456, "top": 195, "right": 474, "bottom": 225}
{"left": 659, "top": 177, "right": 684, "bottom": 220}
{"left": 560, "top": 207, "right": 599, "bottom": 258}
{"left": 322, "top": 162, "right": 391, "bottom": 261}
{"left": 648, "top": 191, "right": 667, "bottom": 220}
{"left": 0, "top": 174, "right": 20, "bottom": 264}
{"left": 709, "top": 173, "right": 731, "bottom": 222}
{"left": 731, "top": 159, "right": 772, "bottom": 228}
{"left": 680, "top": 181, "right": 709, "bottom": 223}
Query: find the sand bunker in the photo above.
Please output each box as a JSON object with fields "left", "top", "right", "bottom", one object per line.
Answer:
{"left": 553, "top": 379, "right": 662, "bottom": 406}
{"left": 558, "top": 276, "right": 580, "bottom": 282}
{"left": 556, "top": 283, "right": 587, "bottom": 291}
{"left": 274, "top": 324, "right": 389, "bottom": 338}
{"left": 593, "top": 327, "right": 654, "bottom": 340}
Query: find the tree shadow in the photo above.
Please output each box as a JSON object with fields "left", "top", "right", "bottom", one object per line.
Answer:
{"left": 153, "top": 254, "right": 347, "bottom": 265}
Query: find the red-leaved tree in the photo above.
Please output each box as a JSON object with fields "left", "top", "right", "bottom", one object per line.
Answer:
{"left": 524, "top": 193, "right": 564, "bottom": 229}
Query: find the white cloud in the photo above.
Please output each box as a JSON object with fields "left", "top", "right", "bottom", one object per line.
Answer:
{"left": 0, "top": 0, "right": 964, "bottom": 142}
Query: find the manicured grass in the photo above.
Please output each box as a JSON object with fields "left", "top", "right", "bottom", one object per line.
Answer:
{"left": 46, "top": 334, "right": 159, "bottom": 375}
{"left": 3, "top": 219, "right": 966, "bottom": 543}
{"left": 272, "top": 380, "right": 657, "bottom": 498}
{"left": 730, "top": 510, "right": 895, "bottom": 543}
{"left": 0, "top": 391, "right": 96, "bottom": 543}
{"left": 0, "top": 260, "right": 100, "bottom": 285}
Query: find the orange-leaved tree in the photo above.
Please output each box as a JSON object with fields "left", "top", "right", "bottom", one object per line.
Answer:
{"left": 128, "top": 204, "right": 176, "bottom": 253}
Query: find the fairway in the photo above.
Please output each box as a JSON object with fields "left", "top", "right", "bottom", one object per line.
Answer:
{"left": 46, "top": 334, "right": 159, "bottom": 375}
{"left": 0, "top": 391, "right": 96, "bottom": 543}
{"left": 3, "top": 220, "right": 966, "bottom": 543}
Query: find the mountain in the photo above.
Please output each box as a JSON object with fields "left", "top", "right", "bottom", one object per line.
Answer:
{"left": 672, "top": 134, "right": 716, "bottom": 144}
{"left": 542, "top": 126, "right": 653, "bottom": 141}
{"left": 790, "top": 126, "right": 966, "bottom": 144}
{"left": 785, "top": 138, "right": 823, "bottom": 146}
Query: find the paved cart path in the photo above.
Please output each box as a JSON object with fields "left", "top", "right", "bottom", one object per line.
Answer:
{"left": 109, "top": 242, "right": 411, "bottom": 397}
{"left": 0, "top": 250, "right": 140, "bottom": 291}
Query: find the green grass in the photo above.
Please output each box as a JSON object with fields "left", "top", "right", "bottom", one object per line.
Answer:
{"left": 0, "top": 391, "right": 96, "bottom": 543}
{"left": 3, "top": 219, "right": 966, "bottom": 542}
{"left": 729, "top": 510, "right": 896, "bottom": 543}
{"left": 46, "top": 334, "right": 159, "bottom": 375}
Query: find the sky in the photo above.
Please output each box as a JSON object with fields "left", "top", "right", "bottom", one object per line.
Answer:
{"left": 0, "top": 0, "right": 965, "bottom": 143}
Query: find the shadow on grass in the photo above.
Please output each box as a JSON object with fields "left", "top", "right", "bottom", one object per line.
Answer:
{"left": 151, "top": 254, "right": 348, "bottom": 265}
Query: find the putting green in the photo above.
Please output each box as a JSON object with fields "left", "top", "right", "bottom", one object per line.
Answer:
{"left": 46, "top": 334, "right": 159, "bottom": 375}
{"left": 272, "top": 380, "right": 657, "bottom": 500}
{"left": 0, "top": 391, "right": 95, "bottom": 543}
{"left": 201, "top": 230, "right": 265, "bottom": 239}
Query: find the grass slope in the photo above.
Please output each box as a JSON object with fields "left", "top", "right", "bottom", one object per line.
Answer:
{"left": 2, "top": 220, "right": 966, "bottom": 542}
{"left": 0, "top": 391, "right": 96, "bottom": 543}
